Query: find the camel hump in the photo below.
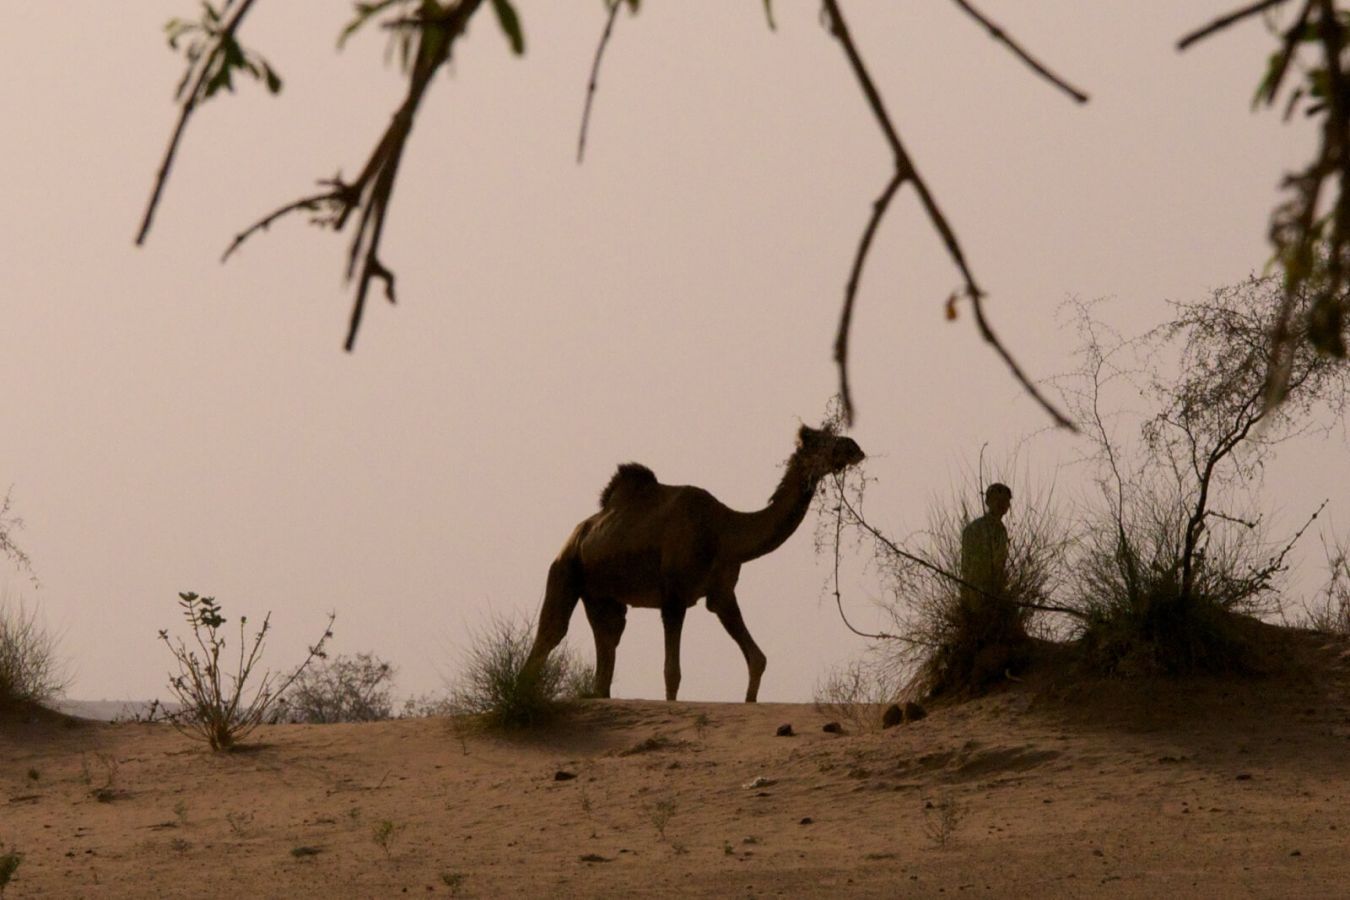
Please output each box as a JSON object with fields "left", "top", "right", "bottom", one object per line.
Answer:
{"left": 599, "top": 462, "right": 658, "bottom": 508}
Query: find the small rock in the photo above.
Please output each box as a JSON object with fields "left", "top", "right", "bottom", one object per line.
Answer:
{"left": 554, "top": 770, "right": 577, "bottom": 781}
{"left": 1235, "top": 773, "right": 1253, "bottom": 781}
{"left": 881, "top": 704, "right": 903, "bottom": 729}
{"left": 776, "top": 723, "right": 794, "bottom": 737}
{"left": 903, "top": 702, "right": 927, "bottom": 723}
{"left": 1290, "top": 850, "right": 1302, "bottom": 857}
{"left": 742, "top": 776, "right": 777, "bottom": 789}
{"left": 822, "top": 721, "right": 843, "bottom": 734}
{"left": 799, "top": 817, "right": 814, "bottom": 825}
{"left": 579, "top": 853, "right": 612, "bottom": 863}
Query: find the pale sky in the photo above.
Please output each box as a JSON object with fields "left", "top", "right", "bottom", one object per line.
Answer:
{"left": 1, "top": 2, "right": 1342, "bottom": 704}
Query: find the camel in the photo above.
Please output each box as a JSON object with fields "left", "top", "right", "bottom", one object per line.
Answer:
{"left": 521, "top": 424, "right": 865, "bottom": 703}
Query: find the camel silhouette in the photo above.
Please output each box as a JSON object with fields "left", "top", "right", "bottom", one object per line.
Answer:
{"left": 522, "top": 424, "right": 865, "bottom": 702}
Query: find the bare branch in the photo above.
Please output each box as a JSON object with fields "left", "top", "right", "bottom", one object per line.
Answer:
{"left": 948, "top": 0, "right": 1089, "bottom": 104}
{"left": 577, "top": 0, "right": 625, "bottom": 164}
{"left": 1177, "top": 0, "right": 1291, "bottom": 51}
{"left": 822, "top": 0, "right": 1074, "bottom": 429}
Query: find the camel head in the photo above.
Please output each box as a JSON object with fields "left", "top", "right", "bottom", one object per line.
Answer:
{"left": 795, "top": 424, "right": 865, "bottom": 478}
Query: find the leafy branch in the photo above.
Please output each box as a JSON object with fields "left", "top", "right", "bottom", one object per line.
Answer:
{"left": 1179, "top": 0, "right": 1350, "bottom": 403}
{"left": 136, "top": 0, "right": 276, "bottom": 246}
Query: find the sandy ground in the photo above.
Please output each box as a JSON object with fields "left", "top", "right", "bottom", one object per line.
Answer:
{"left": 3, "top": 628, "right": 1349, "bottom": 899}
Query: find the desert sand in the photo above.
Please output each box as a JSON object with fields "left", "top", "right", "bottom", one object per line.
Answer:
{"left": 3, "top": 627, "right": 1349, "bottom": 899}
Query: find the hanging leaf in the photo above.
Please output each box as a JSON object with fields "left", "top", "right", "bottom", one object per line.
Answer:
{"left": 490, "top": 0, "right": 525, "bottom": 55}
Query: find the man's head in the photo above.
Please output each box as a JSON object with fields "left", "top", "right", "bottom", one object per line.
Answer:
{"left": 985, "top": 482, "right": 1012, "bottom": 518}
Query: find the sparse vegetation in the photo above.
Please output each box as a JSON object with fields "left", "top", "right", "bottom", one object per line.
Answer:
{"left": 370, "top": 819, "right": 405, "bottom": 859}
{"left": 922, "top": 793, "right": 965, "bottom": 849}
{"left": 80, "top": 752, "right": 120, "bottom": 802}
{"left": 0, "top": 844, "right": 20, "bottom": 899}
{"left": 822, "top": 278, "right": 1350, "bottom": 696}
{"left": 280, "top": 651, "right": 395, "bottom": 724}
{"left": 814, "top": 656, "right": 904, "bottom": 733}
{"left": 1300, "top": 533, "right": 1350, "bottom": 635}
{"left": 0, "top": 594, "right": 66, "bottom": 708}
{"left": 440, "top": 871, "right": 467, "bottom": 895}
{"left": 157, "top": 592, "right": 334, "bottom": 750}
{"left": 646, "top": 797, "right": 677, "bottom": 842}
{"left": 448, "top": 614, "right": 586, "bottom": 730}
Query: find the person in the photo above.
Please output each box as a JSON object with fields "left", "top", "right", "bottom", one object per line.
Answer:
{"left": 960, "top": 482, "right": 1012, "bottom": 607}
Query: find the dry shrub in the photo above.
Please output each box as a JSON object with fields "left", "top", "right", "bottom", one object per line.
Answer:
{"left": 1299, "top": 534, "right": 1350, "bottom": 635}
{"left": 1070, "top": 486, "right": 1278, "bottom": 677}
{"left": 449, "top": 614, "right": 586, "bottom": 730}
{"left": 813, "top": 655, "right": 903, "bottom": 733}
{"left": 882, "top": 481, "right": 1071, "bottom": 698}
{"left": 0, "top": 594, "right": 66, "bottom": 708}
{"left": 158, "top": 592, "right": 334, "bottom": 750}
{"left": 280, "top": 652, "right": 395, "bottom": 723}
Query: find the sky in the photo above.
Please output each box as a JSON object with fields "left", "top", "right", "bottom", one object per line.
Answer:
{"left": 0, "top": 1, "right": 1343, "bottom": 705}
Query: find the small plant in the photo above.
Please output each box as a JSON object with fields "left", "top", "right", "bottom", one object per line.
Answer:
{"left": 168, "top": 837, "right": 191, "bottom": 854}
{"left": 646, "top": 797, "right": 677, "bottom": 842}
{"left": 0, "top": 844, "right": 21, "bottom": 898}
{"left": 0, "top": 593, "right": 67, "bottom": 708}
{"left": 448, "top": 614, "right": 583, "bottom": 730}
{"left": 25, "top": 769, "right": 38, "bottom": 782}
{"left": 692, "top": 711, "right": 711, "bottom": 741}
{"left": 371, "top": 819, "right": 404, "bottom": 858}
{"left": 157, "top": 592, "right": 334, "bottom": 750}
{"left": 225, "top": 810, "right": 254, "bottom": 837}
{"left": 922, "top": 793, "right": 965, "bottom": 849}
{"left": 813, "top": 657, "right": 898, "bottom": 734}
{"left": 81, "top": 752, "right": 119, "bottom": 802}
{"left": 280, "top": 652, "right": 396, "bottom": 723}
{"left": 173, "top": 800, "right": 189, "bottom": 826}
{"left": 440, "top": 871, "right": 467, "bottom": 895}
{"left": 722, "top": 840, "right": 734, "bottom": 856}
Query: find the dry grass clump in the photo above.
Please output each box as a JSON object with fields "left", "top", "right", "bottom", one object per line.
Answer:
{"left": 0, "top": 594, "right": 66, "bottom": 708}
{"left": 449, "top": 614, "right": 588, "bottom": 730}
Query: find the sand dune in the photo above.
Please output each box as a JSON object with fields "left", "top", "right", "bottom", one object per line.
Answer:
{"left": 3, "top": 628, "right": 1349, "bottom": 898}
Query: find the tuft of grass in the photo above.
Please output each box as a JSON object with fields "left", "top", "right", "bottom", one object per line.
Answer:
{"left": 646, "top": 797, "right": 677, "bottom": 842}
{"left": 0, "top": 594, "right": 66, "bottom": 708}
{"left": 0, "top": 844, "right": 20, "bottom": 898}
{"left": 813, "top": 657, "right": 899, "bottom": 733}
{"left": 448, "top": 614, "right": 584, "bottom": 730}
{"left": 370, "top": 819, "right": 404, "bottom": 858}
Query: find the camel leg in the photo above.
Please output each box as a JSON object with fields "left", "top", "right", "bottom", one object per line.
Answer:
{"left": 522, "top": 557, "right": 580, "bottom": 683}
{"left": 582, "top": 597, "right": 627, "bottom": 698}
{"left": 660, "top": 602, "right": 687, "bottom": 701}
{"left": 708, "top": 591, "right": 767, "bottom": 702}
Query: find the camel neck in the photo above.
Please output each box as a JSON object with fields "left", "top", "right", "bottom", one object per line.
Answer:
{"left": 724, "top": 457, "right": 818, "bottom": 563}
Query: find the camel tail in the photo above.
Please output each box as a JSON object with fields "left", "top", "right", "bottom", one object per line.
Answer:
{"left": 599, "top": 462, "right": 657, "bottom": 508}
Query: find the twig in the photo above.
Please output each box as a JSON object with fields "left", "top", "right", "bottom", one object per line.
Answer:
{"left": 577, "top": 0, "right": 625, "bottom": 164}
{"left": 948, "top": 0, "right": 1089, "bottom": 103}
{"left": 1177, "top": 0, "right": 1291, "bottom": 50}
{"left": 822, "top": 0, "right": 1074, "bottom": 430}
{"left": 136, "top": 0, "right": 261, "bottom": 246}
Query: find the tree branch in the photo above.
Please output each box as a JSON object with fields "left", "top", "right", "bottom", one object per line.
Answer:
{"left": 822, "top": 0, "right": 1073, "bottom": 429}
{"left": 948, "top": 0, "right": 1089, "bottom": 103}
{"left": 136, "top": 0, "right": 261, "bottom": 246}
{"left": 577, "top": 0, "right": 624, "bottom": 164}
{"left": 1177, "top": 0, "right": 1291, "bottom": 51}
